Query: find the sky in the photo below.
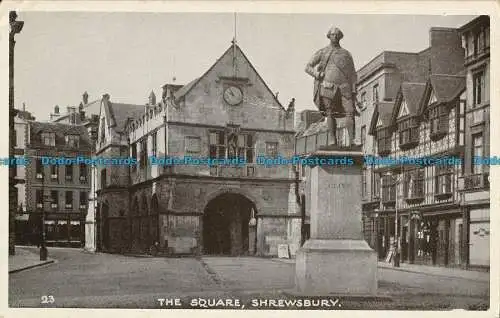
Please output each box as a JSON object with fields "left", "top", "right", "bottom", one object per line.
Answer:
{"left": 14, "top": 12, "right": 476, "bottom": 121}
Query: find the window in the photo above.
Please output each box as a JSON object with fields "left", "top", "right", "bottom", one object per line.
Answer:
{"left": 185, "top": 136, "right": 201, "bottom": 154}
{"left": 152, "top": 131, "right": 157, "bottom": 156}
{"left": 472, "top": 134, "right": 483, "bottom": 175}
{"left": 467, "top": 32, "right": 474, "bottom": 57}
{"left": 41, "top": 132, "right": 56, "bottom": 146}
{"left": 65, "top": 135, "right": 80, "bottom": 148}
{"left": 372, "top": 172, "right": 380, "bottom": 199}
{"left": 373, "top": 84, "right": 379, "bottom": 104}
{"left": 36, "top": 190, "right": 43, "bottom": 208}
{"left": 362, "top": 169, "right": 367, "bottom": 199}
{"left": 429, "top": 104, "right": 448, "bottom": 139}
{"left": 266, "top": 142, "right": 279, "bottom": 158}
{"left": 360, "top": 125, "right": 366, "bottom": 146}
{"left": 398, "top": 117, "right": 419, "bottom": 148}
{"left": 382, "top": 174, "right": 396, "bottom": 202}
{"left": 209, "top": 131, "right": 254, "bottom": 162}
{"left": 36, "top": 158, "right": 43, "bottom": 179}
{"left": 79, "top": 163, "right": 87, "bottom": 182}
{"left": 139, "top": 139, "right": 147, "bottom": 168}
{"left": 65, "top": 191, "right": 73, "bottom": 209}
{"left": 65, "top": 165, "right": 73, "bottom": 181}
{"left": 435, "top": 165, "right": 453, "bottom": 196}
{"left": 131, "top": 143, "right": 138, "bottom": 171}
{"left": 80, "top": 192, "right": 87, "bottom": 209}
{"left": 473, "top": 70, "right": 485, "bottom": 106}
{"left": 209, "top": 131, "right": 226, "bottom": 159}
{"left": 376, "top": 128, "right": 391, "bottom": 156}
{"left": 360, "top": 92, "right": 367, "bottom": 109}
{"left": 50, "top": 190, "right": 58, "bottom": 209}
{"left": 50, "top": 165, "right": 58, "bottom": 180}
{"left": 404, "top": 168, "right": 424, "bottom": 200}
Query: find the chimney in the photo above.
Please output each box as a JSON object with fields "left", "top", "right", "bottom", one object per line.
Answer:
{"left": 54, "top": 105, "right": 59, "bottom": 114}
{"left": 82, "top": 91, "right": 89, "bottom": 104}
{"left": 102, "top": 93, "right": 110, "bottom": 102}
{"left": 22, "top": 102, "right": 26, "bottom": 112}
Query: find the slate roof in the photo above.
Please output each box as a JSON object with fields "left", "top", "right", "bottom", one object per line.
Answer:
{"left": 429, "top": 74, "right": 466, "bottom": 103}
{"left": 107, "top": 102, "right": 149, "bottom": 133}
{"left": 401, "top": 82, "right": 427, "bottom": 115}
{"left": 29, "top": 121, "right": 92, "bottom": 149}
{"left": 369, "top": 101, "right": 394, "bottom": 135}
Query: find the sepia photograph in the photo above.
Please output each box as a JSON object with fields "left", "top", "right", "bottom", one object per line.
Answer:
{"left": 5, "top": 4, "right": 495, "bottom": 314}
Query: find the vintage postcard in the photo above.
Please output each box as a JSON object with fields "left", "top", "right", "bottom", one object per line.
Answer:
{"left": 2, "top": 1, "right": 498, "bottom": 317}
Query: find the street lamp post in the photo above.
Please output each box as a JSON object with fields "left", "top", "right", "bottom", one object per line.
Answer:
{"left": 385, "top": 171, "right": 401, "bottom": 267}
{"left": 40, "top": 172, "right": 48, "bottom": 261}
{"left": 9, "top": 11, "right": 24, "bottom": 256}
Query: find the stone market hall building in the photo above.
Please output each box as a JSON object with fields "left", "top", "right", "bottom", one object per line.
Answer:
{"left": 95, "top": 43, "right": 300, "bottom": 256}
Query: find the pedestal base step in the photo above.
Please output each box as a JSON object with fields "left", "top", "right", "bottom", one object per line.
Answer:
{"left": 295, "top": 239, "right": 378, "bottom": 296}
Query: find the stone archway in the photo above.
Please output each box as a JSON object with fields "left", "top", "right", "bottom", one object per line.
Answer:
{"left": 101, "top": 201, "right": 110, "bottom": 251}
{"left": 203, "top": 192, "right": 257, "bottom": 256}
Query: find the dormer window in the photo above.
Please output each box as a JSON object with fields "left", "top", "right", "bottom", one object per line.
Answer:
{"left": 66, "top": 135, "right": 80, "bottom": 148}
{"left": 376, "top": 127, "right": 391, "bottom": 156}
{"left": 41, "top": 132, "right": 56, "bottom": 146}
{"left": 398, "top": 116, "right": 419, "bottom": 149}
{"left": 429, "top": 104, "right": 448, "bottom": 141}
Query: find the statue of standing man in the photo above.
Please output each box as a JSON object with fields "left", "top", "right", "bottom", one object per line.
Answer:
{"left": 305, "top": 26, "right": 359, "bottom": 147}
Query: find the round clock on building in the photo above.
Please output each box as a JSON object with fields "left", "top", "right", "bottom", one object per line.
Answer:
{"left": 223, "top": 85, "right": 243, "bottom": 106}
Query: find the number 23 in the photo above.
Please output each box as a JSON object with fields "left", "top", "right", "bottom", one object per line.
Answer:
{"left": 41, "top": 295, "right": 55, "bottom": 304}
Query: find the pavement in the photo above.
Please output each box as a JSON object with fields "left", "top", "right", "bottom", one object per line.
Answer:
{"left": 8, "top": 247, "right": 490, "bottom": 310}
{"left": 8, "top": 246, "right": 55, "bottom": 273}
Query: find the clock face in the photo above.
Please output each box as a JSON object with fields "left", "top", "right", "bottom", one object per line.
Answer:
{"left": 223, "top": 85, "right": 243, "bottom": 106}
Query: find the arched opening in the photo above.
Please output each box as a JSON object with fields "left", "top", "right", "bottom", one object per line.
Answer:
{"left": 151, "top": 195, "right": 159, "bottom": 245}
{"left": 131, "top": 197, "right": 140, "bottom": 251}
{"left": 203, "top": 193, "right": 257, "bottom": 256}
{"left": 141, "top": 195, "right": 149, "bottom": 249}
{"left": 102, "top": 201, "right": 110, "bottom": 250}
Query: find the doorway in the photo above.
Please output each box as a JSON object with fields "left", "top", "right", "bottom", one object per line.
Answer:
{"left": 203, "top": 193, "right": 256, "bottom": 256}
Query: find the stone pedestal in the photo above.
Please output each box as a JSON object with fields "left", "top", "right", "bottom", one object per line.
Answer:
{"left": 295, "top": 148, "right": 377, "bottom": 296}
